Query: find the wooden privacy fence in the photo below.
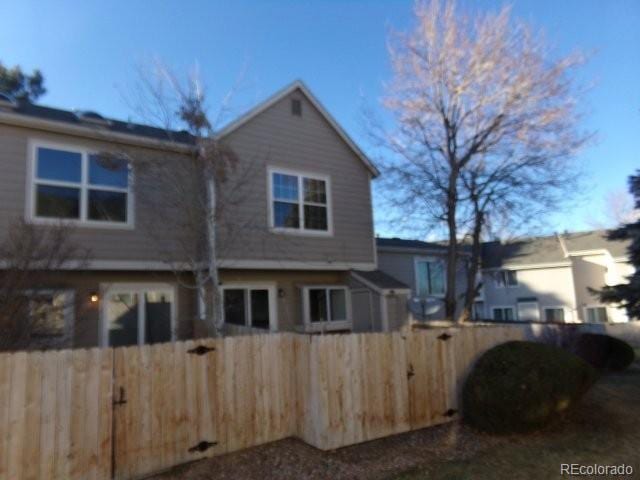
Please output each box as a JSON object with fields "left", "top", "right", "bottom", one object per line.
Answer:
{"left": 0, "top": 325, "right": 525, "bottom": 480}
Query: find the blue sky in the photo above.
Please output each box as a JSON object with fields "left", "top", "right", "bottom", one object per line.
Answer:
{"left": 2, "top": 0, "right": 639, "bottom": 238}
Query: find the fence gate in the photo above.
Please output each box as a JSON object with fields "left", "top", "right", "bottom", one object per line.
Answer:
{"left": 111, "top": 339, "right": 219, "bottom": 480}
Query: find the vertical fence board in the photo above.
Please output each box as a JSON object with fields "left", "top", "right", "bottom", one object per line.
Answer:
{"left": 0, "top": 325, "right": 534, "bottom": 479}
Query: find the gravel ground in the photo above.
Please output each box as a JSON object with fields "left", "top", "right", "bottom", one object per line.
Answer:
{"left": 149, "top": 361, "right": 640, "bottom": 480}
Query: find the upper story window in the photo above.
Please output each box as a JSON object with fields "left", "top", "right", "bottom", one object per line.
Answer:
{"left": 28, "top": 142, "right": 133, "bottom": 228}
{"left": 494, "top": 270, "right": 518, "bottom": 287}
{"left": 269, "top": 168, "right": 331, "bottom": 235}
{"left": 415, "top": 257, "right": 445, "bottom": 296}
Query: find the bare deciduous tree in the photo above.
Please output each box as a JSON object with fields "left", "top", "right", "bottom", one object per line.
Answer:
{"left": 0, "top": 220, "right": 89, "bottom": 351}
{"left": 377, "top": 0, "right": 590, "bottom": 321}
{"left": 124, "top": 62, "right": 251, "bottom": 336}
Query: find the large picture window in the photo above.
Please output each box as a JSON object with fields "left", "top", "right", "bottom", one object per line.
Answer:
{"left": 415, "top": 258, "right": 445, "bottom": 296}
{"left": 269, "top": 168, "right": 331, "bottom": 234}
{"left": 29, "top": 142, "right": 133, "bottom": 227}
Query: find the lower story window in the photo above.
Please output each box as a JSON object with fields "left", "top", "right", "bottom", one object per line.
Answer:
{"left": 493, "top": 307, "right": 514, "bottom": 322}
{"left": 26, "top": 290, "right": 74, "bottom": 337}
{"left": 545, "top": 308, "right": 565, "bottom": 323}
{"left": 303, "top": 286, "right": 350, "bottom": 331}
{"left": 222, "top": 285, "right": 275, "bottom": 330}
{"left": 586, "top": 306, "right": 608, "bottom": 323}
{"left": 102, "top": 284, "right": 175, "bottom": 347}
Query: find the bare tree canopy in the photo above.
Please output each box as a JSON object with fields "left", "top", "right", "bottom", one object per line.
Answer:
{"left": 124, "top": 61, "right": 246, "bottom": 336}
{"left": 0, "top": 221, "right": 89, "bottom": 350}
{"left": 377, "top": 0, "right": 591, "bottom": 320}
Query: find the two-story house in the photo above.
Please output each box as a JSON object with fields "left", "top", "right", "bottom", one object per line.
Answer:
{"left": 0, "top": 80, "right": 395, "bottom": 349}
{"left": 375, "top": 230, "right": 634, "bottom": 325}
{"left": 480, "top": 230, "right": 633, "bottom": 323}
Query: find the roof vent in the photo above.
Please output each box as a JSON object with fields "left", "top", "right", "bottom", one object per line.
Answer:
{"left": 75, "top": 110, "right": 111, "bottom": 127}
{"left": 0, "top": 92, "right": 17, "bottom": 110}
{"left": 291, "top": 98, "right": 302, "bottom": 117}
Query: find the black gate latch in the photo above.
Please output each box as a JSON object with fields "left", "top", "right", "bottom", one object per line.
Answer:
{"left": 444, "top": 408, "right": 458, "bottom": 417}
{"left": 189, "top": 440, "right": 218, "bottom": 453}
{"left": 187, "top": 345, "right": 216, "bottom": 355}
{"left": 113, "top": 387, "right": 127, "bottom": 406}
{"left": 437, "top": 333, "right": 452, "bottom": 341}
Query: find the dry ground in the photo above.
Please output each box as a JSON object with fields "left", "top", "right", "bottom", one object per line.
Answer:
{"left": 150, "top": 360, "right": 640, "bottom": 480}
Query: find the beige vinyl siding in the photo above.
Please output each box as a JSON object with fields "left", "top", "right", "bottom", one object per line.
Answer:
{"left": 218, "top": 90, "right": 375, "bottom": 266}
{"left": 0, "top": 88, "right": 375, "bottom": 268}
{"left": 0, "top": 124, "right": 189, "bottom": 263}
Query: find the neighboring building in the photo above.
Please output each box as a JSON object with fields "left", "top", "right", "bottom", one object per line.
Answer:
{"left": 0, "top": 80, "right": 400, "bottom": 349}
{"left": 480, "top": 231, "right": 633, "bottom": 323}
{"left": 376, "top": 230, "right": 634, "bottom": 324}
{"left": 376, "top": 238, "right": 470, "bottom": 320}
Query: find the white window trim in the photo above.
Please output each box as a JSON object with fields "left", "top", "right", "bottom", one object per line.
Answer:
{"left": 543, "top": 306, "right": 568, "bottom": 323}
{"left": 516, "top": 301, "right": 540, "bottom": 322}
{"left": 220, "top": 282, "right": 278, "bottom": 331}
{"left": 26, "top": 139, "right": 135, "bottom": 229}
{"left": 24, "top": 288, "right": 75, "bottom": 339}
{"left": 413, "top": 256, "right": 446, "bottom": 298}
{"left": 492, "top": 306, "right": 515, "bottom": 322}
{"left": 267, "top": 166, "right": 333, "bottom": 236}
{"left": 99, "top": 283, "right": 176, "bottom": 347}
{"left": 494, "top": 270, "right": 518, "bottom": 288}
{"left": 584, "top": 305, "right": 609, "bottom": 323}
{"left": 302, "top": 285, "right": 352, "bottom": 332}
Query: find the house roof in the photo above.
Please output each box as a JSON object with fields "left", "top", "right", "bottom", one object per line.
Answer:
{"left": 215, "top": 80, "right": 380, "bottom": 177}
{"left": 378, "top": 230, "right": 631, "bottom": 269}
{"left": 352, "top": 269, "right": 410, "bottom": 291}
{"left": 480, "top": 236, "right": 567, "bottom": 268}
{"left": 562, "top": 230, "right": 630, "bottom": 257}
{"left": 0, "top": 100, "right": 194, "bottom": 145}
{"left": 482, "top": 230, "right": 631, "bottom": 268}
{"left": 376, "top": 237, "right": 450, "bottom": 253}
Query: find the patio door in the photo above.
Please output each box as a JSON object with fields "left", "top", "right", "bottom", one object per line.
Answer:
{"left": 102, "top": 283, "right": 176, "bottom": 347}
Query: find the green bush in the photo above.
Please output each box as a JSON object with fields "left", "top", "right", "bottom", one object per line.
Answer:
{"left": 574, "top": 333, "right": 635, "bottom": 371}
{"left": 463, "top": 341, "right": 598, "bottom": 433}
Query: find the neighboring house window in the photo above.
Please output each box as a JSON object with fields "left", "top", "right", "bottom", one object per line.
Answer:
{"left": 494, "top": 270, "right": 518, "bottom": 287}
{"left": 222, "top": 284, "right": 276, "bottom": 330}
{"left": 101, "top": 284, "right": 175, "bottom": 347}
{"left": 472, "top": 301, "right": 485, "bottom": 321}
{"left": 25, "top": 290, "right": 74, "bottom": 337}
{"left": 269, "top": 168, "right": 331, "bottom": 234}
{"left": 492, "top": 307, "right": 515, "bottom": 321}
{"left": 585, "top": 306, "right": 608, "bottom": 323}
{"left": 302, "top": 286, "right": 351, "bottom": 331}
{"left": 415, "top": 258, "right": 445, "bottom": 296}
{"left": 544, "top": 308, "right": 565, "bottom": 323}
{"left": 29, "top": 142, "right": 133, "bottom": 227}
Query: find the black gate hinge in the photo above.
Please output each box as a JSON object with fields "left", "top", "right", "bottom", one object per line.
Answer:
{"left": 444, "top": 408, "right": 458, "bottom": 417}
{"left": 187, "top": 345, "right": 216, "bottom": 355}
{"left": 189, "top": 440, "right": 218, "bottom": 453}
{"left": 437, "top": 333, "right": 452, "bottom": 341}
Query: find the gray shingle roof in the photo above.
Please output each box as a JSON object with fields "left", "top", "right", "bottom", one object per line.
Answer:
{"left": 352, "top": 269, "right": 409, "bottom": 290}
{"left": 376, "top": 237, "right": 449, "bottom": 252}
{"left": 378, "top": 230, "right": 631, "bottom": 269}
{"left": 5, "top": 101, "right": 194, "bottom": 144}
{"left": 562, "top": 230, "right": 629, "bottom": 257}
{"left": 481, "top": 235, "right": 566, "bottom": 268}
